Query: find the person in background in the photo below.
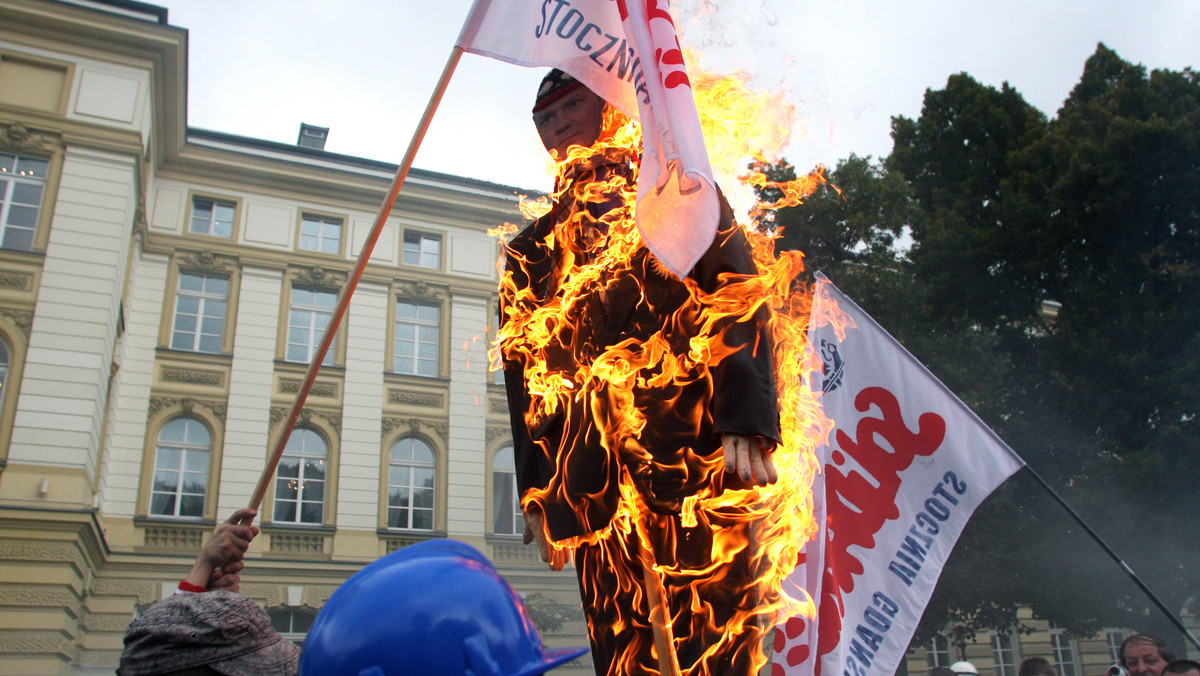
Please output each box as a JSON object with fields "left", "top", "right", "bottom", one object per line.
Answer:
{"left": 951, "top": 660, "right": 980, "bottom": 676}
{"left": 1019, "top": 656, "right": 1058, "bottom": 676}
{"left": 118, "top": 509, "right": 301, "bottom": 676}
{"left": 1120, "top": 634, "right": 1176, "bottom": 676}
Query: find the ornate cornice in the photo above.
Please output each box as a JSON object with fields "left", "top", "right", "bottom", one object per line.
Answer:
{"left": 386, "top": 389, "right": 443, "bottom": 408}
{"left": 147, "top": 395, "right": 227, "bottom": 424}
{"left": 269, "top": 406, "right": 342, "bottom": 435}
{"left": 381, "top": 416, "right": 448, "bottom": 442}
{"left": 486, "top": 426, "right": 509, "bottom": 445}
{"left": 0, "top": 121, "right": 60, "bottom": 152}
{"left": 395, "top": 279, "right": 447, "bottom": 301}
{"left": 0, "top": 270, "right": 33, "bottom": 292}
{"left": 280, "top": 378, "right": 337, "bottom": 398}
{"left": 178, "top": 249, "right": 234, "bottom": 276}
{"left": 293, "top": 265, "right": 347, "bottom": 289}
{"left": 160, "top": 367, "right": 223, "bottom": 387}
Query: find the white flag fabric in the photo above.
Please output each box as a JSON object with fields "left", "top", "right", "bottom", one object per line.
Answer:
{"left": 772, "top": 274, "right": 1026, "bottom": 676}
{"left": 456, "top": 0, "right": 719, "bottom": 278}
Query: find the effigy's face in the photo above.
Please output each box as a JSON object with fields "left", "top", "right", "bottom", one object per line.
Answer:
{"left": 532, "top": 88, "right": 606, "bottom": 159}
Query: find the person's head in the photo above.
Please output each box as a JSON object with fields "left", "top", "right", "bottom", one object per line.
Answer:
{"left": 931, "top": 667, "right": 957, "bottom": 676}
{"left": 118, "top": 590, "right": 300, "bottom": 676}
{"left": 300, "top": 539, "right": 587, "bottom": 675}
{"left": 951, "top": 661, "right": 980, "bottom": 676}
{"left": 1019, "top": 656, "right": 1057, "bottom": 676}
{"left": 532, "top": 69, "right": 607, "bottom": 160}
{"left": 1163, "top": 660, "right": 1200, "bottom": 676}
{"left": 1120, "top": 634, "right": 1175, "bottom": 676}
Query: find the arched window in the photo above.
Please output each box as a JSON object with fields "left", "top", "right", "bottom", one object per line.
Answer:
{"left": 492, "top": 444, "right": 524, "bottom": 535}
{"left": 150, "top": 417, "right": 211, "bottom": 518}
{"left": 387, "top": 436, "right": 435, "bottom": 530}
{"left": 274, "top": 428, "right": 326, "bottom": 524}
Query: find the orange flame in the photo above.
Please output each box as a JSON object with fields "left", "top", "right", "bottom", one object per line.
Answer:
{"left": 493, "top": 64, "right": 836, "bottom": 675}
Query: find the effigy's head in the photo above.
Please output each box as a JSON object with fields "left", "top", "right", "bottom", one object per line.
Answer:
{"left": 532, "top": 69, "right": 607, "bottom": 160}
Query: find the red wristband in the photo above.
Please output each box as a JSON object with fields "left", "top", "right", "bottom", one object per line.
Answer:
{"left": 177, "top": 580, "right": 208, "bottom": 593}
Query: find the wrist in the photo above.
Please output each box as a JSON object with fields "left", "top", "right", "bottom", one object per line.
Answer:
{"left": 184, "top": 560, "right": 215, "bottom": 590}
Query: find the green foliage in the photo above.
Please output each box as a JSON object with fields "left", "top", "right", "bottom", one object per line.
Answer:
{"left": 522, "top": 592, "right": 576, "bottom": 636}
{"left": 766, "top": 43, "right": 1200, "bottom": 648}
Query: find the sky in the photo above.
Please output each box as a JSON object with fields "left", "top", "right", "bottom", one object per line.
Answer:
{"left": 159, "top": 1, "right": 1200, "bottom": 193}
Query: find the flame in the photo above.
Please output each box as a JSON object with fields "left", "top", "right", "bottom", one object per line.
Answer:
{"left": 493, "top": 63, "right": 838, "bottom": 675}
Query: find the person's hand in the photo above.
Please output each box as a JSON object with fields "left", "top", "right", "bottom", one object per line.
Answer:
{"left": 721, "top": 433, "right": 778, "bottom": 486}
{"left": 522, "top": 510, "right": 568, "bottom": 571}
{"left": 184, "top": 508, "right": 259, "bottom": 591}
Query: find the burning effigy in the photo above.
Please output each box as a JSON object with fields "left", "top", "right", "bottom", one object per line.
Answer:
{"left": 492, "top": 64, "right": 832, "bottom": 675}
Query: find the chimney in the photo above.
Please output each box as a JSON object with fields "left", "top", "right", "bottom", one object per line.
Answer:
{"left": 297, "top": 123, "right": 329, "bottom": 150}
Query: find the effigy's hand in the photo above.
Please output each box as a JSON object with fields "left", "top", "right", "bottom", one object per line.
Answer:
{"left": 523, "top": 510, "right": 568, "bottom": 571}
{"left": 721, "top": 433, "right": 778, "bottom": 486}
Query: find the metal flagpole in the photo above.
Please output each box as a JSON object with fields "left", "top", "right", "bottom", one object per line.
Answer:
{"left": 246, "top": 45, "right": 466, "bottom": 514}
{"left": 1023, "top": 465, "right": 1200, "bottom": 652}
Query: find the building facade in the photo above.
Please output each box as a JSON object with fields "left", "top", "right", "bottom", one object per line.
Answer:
{"left": 0, "top": 0, "right": 589, "bottom": 673}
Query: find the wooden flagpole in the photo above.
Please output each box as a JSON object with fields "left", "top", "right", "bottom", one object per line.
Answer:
{"left": 246, "top": 46, "right": 466, "bottom": 514}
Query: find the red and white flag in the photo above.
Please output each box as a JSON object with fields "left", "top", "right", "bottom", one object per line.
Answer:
{"left": 456, "top": 0, "right": 719, "bottom": 278}
{"left": 773, "top": 274, "right": 1025, "bottom": 676}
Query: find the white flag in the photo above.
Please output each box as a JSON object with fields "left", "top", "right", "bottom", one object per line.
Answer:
{"left": 456, "top": 0, "right": 719, "bottom": 278}
{"left": 773, "top": 274, "right": 1026, "bottom": 676}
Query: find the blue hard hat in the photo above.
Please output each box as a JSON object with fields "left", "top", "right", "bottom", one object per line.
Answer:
{"left": 299, "top": 539, "right": 587, "bottom": 676}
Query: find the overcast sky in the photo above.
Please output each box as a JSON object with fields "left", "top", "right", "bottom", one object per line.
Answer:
{"left": 159, "top": 1, "right": 1199, "bottom": 193}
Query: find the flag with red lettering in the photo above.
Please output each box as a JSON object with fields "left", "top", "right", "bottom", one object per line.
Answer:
{"left": 456, "top": 0, "right": 719, "bottom": 278}
{"left": 772, "top": 274, "right": 1026, "bottom": 676}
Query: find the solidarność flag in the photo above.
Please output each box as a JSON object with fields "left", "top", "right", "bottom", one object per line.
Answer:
{"left": 456, "top": 0, "right": 719, "bottom": 279}
{"left": 772, "top": 274, "right": 1026, "bottom": 676}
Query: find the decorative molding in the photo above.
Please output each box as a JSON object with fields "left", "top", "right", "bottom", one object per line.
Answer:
{"left": 0, "top": 121, "right": 57, "bottom": 152}
{"left": 269, "top": 532, "right": 327, "bottom": 556}
{"left": 307, "top": 585, "right": 340, "bottom": 607}
{"left": 0, "top": 270, "right": 32, "bottom": 291}
{"left": 386, "top": 389, "right": 443, "bottom": 408}
{"left": 280, "top": 378, "right": 337, "bottom": 398}
{"left": 294, "top": 265, "right": 347, "bottom": 289}
{"left": 89, "top": 580, "right": 158, "bottom": 604}
{"left": 0, "top": 307, "right": 34, "bottom": 338}
{"left": 81, "top": 614, "right": 138, "bottom": 633}
{"left": 178, "top": 249, "right": 233, "bottom": 275}
{"left": 142, "top": 525, "right": 205, "bottom": 551}
{"left": 490, "top": 541, "right": 541, "bottom": 564}
{"left": 0, "top": 634, "right": 74, "bottom": 655}
{"left": 486, "top": 426, "right": 509, "bottom": 445}
{"left": 147, "top": 396, "right": 227, "bottom": 424}
{"left": 0, "top": 541, "right": 86, "bottom": 568}
{"left": 380, "top": 416, "right": 448, "bottom": 442}
{"left": 237, "top": 584, "right": 282, "bottom": 606}
{"left": 269, "top": 406, "right": 342, "bottom": 435}
{"left": 490, "top": 397, "right": 510, "bottom": 415}
{"left": 160, "top": 367, "right": 223, "bottom": 386}
{"left": 395, "top": 279, "right": 447, "bottom": 301}
{"left": 0, "top": 587, "right": 79, "bottom": 608}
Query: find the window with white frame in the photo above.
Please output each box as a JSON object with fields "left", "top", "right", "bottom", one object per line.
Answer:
{"left": 992, "top": 631, "right": 1018, "bottom": 676}
{"left": 150, "top": 417, "right": 211, "bottom": 518}
{"left": 1105, "top": 631, "right": 1127, "bottom": 664}
{"left": 0, "top": 152, "right": 48, "bottom": 251}
{"left": 927, "top": 634, "right": 952, "bottom": 669}
{"left": 1051, "top": 628, "right": 1078, "bottom": 676}
{"left": 274, "top": 428, "right": 327, "bottom": 524}
{"left": 287, "top": 287, "right": 337, "bottom": 365}
{"left": 492, "top": 444, "right": 524, "bottom": 535}
{"left": 269, "top": 607, "right": 316, "bottom": 647}
{"left": 299, "top": 214, "right": 342, "bottom": 255}
{"left": 387, "top": 436, "right": 435, "bottom": 530}
{"left": 393, "top": 300, "right": 439, "bottom": 377}
{"left": 189, "top": 197, "right": 236, "bottom": 238}
{"left": 402, "top": 231, "right": 441, "bottom": 269}
{"left": 170, "top": 273, "right": 228, "bottom": 353}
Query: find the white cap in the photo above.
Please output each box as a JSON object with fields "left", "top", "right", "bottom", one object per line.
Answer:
{"left": 951, "top": 661, "right": 980, "bottom": 675}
